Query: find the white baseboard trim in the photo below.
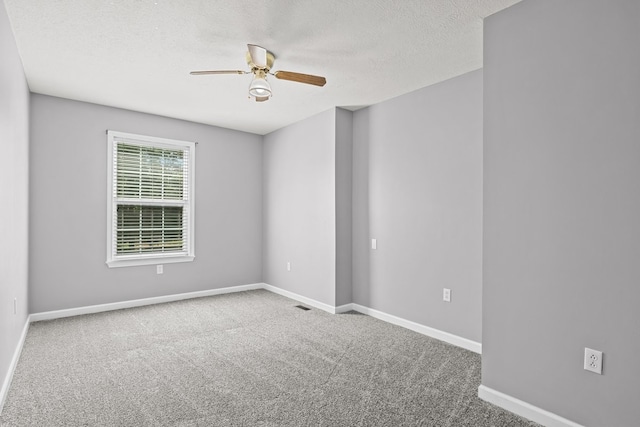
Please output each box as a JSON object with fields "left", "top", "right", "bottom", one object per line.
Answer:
{"left": 260, "top": 284, "right": 480, "bottom": 354}
{"left": 30, "top": 283, "right": 264, "bottom": 322}
{"left": 351, "top": 303, "right": 482, "bottom": 354}
{"left": 334, "top": 303, "right": 355, "bottom": 314}
{"left": 0, "top": 316, "right": 31, "bottom": 415}
{"left": 28, "top": 281, "right": 481, "bottom": 353}
{"left": 261, "top": 284, "right": 338, "bottom": 314}
{"left": 478, "top": 385, "right": 583, "bottom": 427}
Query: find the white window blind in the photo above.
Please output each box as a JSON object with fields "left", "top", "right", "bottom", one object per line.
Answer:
{"left": 107, "top": 131, "right": 195, "bottom": 267}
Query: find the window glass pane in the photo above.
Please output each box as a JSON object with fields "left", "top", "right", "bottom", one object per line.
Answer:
{"left": 116, "top": 205, "right": 184, "bottom": 254}
{"left": 116, "top": 143, "right": 184, "bottom": 200}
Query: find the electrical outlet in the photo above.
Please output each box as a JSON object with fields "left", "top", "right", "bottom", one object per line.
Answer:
{"left": 584, "top": 348, "right": 603, "bottom": 374}
{"left": 287, "top": 262, "right": 291, "bottom": 271}
{"left": 443, "top": 288, "right": 451, "bottom": 302}
{"left": 156, "top": 265, "right": 163, "bottom": 274}
{"left": 371, "top": 238, "right": 377, "bottom": 250}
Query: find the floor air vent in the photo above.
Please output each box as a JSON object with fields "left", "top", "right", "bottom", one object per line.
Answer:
{"left": 295, "top": 305, "right": 311, "bottom": 311}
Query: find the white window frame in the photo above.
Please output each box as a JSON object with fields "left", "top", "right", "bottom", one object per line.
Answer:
{"left": 106, "top": 130, "right": 195, "bottom": 268}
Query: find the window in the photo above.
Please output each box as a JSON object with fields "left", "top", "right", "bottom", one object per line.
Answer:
{"left": 107, "top": 131, "right": 195, "bottom": 267}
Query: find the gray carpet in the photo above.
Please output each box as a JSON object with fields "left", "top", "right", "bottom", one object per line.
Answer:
{"left": 1, "top": 290, "right": 539, "bottom": 426}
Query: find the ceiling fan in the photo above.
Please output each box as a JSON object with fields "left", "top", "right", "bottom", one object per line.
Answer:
{"left": 190, "top": 44, "right": 327, "bottom": 102}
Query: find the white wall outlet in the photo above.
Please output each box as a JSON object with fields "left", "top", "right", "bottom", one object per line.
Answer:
{"left": 584, "top": 348, "right": 603, "bottom": 374}
{"left": 371, "top": 238, "right": 377, "bottom": 250}
{"left": 287, "top": 262, "right": 291, "bottom": 271}
{"left": 443, "top": 288, "right": 451, "bottom": 302}
{"left": 156, "top": 265, "right": 163, "bottom": 274}
{"left": 14, "top": 298, "right": 17, "bottom": 315}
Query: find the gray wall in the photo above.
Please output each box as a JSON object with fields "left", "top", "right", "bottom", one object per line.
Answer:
{"left": 352, "top": 70, "right": 483, "bottom": 343}
{"left": 0, "top": 0, "right": 29, "bottom": 404}
{"left": 262, "top": 109, "right": 337, "bottom": 306}
{"left": 351, "top": 108, "right": 370, "bottom": 307}
{"left": 29, "top": 95, "right": 263, "bottom": 313}
{"left": 482, "top": 1, "right": 640, "bottom": 425}
{"left": 335, "top": 108, "right": 353, "bottom": 306}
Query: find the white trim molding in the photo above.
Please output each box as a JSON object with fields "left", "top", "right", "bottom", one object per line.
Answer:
{"left": 30, "top": 283, "right": 263, "bottom": 322}
{"left": 351, "top": 303, "right": 482, "bottom": 354}
{"left": 106, "top": 130, "right": 196, "bottom": 269}
{"left": 261, "top": 284, "right": 339, "bottom": 314}
{"left": 28, "top": 283, "right": 481, "bottom": 355}
{"left": 0, "top": 316, "right": 30, "bottom": 415}
{"left": 334, "top": 303, "right": 356, "bottom": 314}
{"left": 478, "top": 385, "right": 584, "bottom": 427}
{"left": 260, "top": 284, "right": 481, "bottom": 353}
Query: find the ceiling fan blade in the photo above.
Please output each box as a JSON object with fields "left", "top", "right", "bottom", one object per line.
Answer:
{"left": 190, "top": 70, "right": 247, "bottom": 75}
{"left": 247, "top": 44, "right": 268, "bottom": 68}
{"left": 255, "top": 96, "right": 269, "bottom": 103}
{"left": 273, "top": 71, "right": 326, "bottom": 87}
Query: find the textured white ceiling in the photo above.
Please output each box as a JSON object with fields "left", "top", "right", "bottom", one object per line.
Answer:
{"left": 4, "top": 0, "right": 520, "bottom": 135}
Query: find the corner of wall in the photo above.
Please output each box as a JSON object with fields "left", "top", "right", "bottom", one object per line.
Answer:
{"left": 335, "top": 108, "right": 354, "bottom": 306}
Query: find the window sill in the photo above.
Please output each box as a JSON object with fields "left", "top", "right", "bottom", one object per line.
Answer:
{"left": 106, "top": 255, "right": 195, "bottom": 268}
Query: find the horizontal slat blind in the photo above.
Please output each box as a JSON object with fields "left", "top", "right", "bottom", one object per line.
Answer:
{"left": 116, "top": 144, "right": 185, "bottom": 200}
{"left": 112, "top": 140, "right": 190, "bottom": 256}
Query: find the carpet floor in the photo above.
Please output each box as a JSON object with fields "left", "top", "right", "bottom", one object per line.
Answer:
{"left": 1, "top": 289, "right": 539, "bottom": 426}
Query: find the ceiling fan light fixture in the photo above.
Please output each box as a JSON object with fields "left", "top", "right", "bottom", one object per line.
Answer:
{"left": 248, "top": 75, "right": 271, "bottom": 99}
{"left": 191, "top": 44, "right": 326, "bottom": 102}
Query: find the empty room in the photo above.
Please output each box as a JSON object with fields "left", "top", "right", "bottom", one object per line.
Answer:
{"left": 1, "top": 0, "right": 638, "bottom": 426}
